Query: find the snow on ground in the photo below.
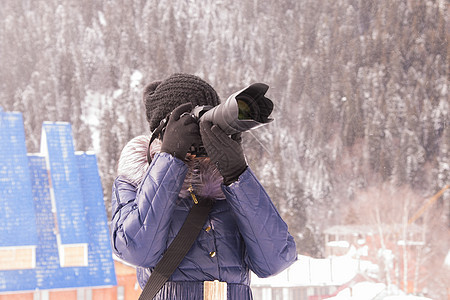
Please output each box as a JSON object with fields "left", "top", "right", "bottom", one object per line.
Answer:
{"left": 383, "top": 297, "right": 432, "bottom": 300}
{"left": 251, "top": 246, "right": 378, "bottom": 288}
{"left": 325, "top": 282, "right": 385, "bottom": 299}
{"left": 250, "top": 246, "right": 434, "bottom": 300}
{"left": 325, "top": 282, "right": 433, "bottom": 300}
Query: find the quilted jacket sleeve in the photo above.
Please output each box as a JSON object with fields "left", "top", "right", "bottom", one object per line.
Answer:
{"left": 110, "top": 152, "right": 188, "bottom": 267}
{"left": 222, "top": 167, "right": 297, "bottom": 278}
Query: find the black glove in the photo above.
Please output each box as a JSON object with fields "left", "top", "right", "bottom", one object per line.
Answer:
{"left": 160, "top": 103, "right": 202, "bottom": 160}
{"left": 199, "top": 121, "right": 247, "bottom": 185}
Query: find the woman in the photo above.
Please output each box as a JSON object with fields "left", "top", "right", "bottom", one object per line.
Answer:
{"left": 110, "top": 73, "right": 297, "bottom": 299}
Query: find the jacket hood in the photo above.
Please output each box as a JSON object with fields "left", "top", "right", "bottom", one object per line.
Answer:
{"left": 117, "top": 135, "right": 224, "bottom": 200}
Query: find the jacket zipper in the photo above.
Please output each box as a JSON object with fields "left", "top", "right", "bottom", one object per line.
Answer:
{"left": 188, "top": 184, "right": 198, "bottom": 204}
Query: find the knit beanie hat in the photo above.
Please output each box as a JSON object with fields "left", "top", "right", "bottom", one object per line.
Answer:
{"left": 143, "top": 73, "right": 221, "bottom": 132}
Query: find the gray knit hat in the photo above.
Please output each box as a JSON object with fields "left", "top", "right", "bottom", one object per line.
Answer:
{"left": 143, "top": 73, "right": 221, "bottom": 132}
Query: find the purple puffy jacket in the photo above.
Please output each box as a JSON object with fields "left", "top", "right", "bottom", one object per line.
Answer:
{"left": 110, "top": 152, "right": 297, "bottom": 299}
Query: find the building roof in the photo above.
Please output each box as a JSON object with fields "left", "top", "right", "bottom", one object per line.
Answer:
{"left": 0, "top": 109, "right": 116, "bottom": 293}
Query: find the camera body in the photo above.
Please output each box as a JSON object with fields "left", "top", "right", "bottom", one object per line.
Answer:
{"left": 191, "top": 105, "right": 214, "bottom": 120}
{"left": 187, "top": 105, "right": 214, "bottom": 156}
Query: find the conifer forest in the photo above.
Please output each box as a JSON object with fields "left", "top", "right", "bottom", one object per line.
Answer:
{"left": 0, "top": 0, "right": 448, "bottom": 297}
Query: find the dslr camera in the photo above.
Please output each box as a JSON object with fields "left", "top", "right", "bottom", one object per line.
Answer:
{"left": 152, "top": 83, "right": 274, "bottom": 157}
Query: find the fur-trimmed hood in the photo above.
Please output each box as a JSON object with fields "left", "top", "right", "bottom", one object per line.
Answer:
{"left": 117, "top": 135, "right": 225, "bottom": 200}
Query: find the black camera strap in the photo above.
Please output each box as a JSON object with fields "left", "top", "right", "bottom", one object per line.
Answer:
{"left": 146, "top": 116, "right": 169, "bottom": 165}
{"left": 138, "top": 191, "right": 213, "bottom": 300}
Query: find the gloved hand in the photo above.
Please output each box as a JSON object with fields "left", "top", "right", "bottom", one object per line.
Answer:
{"left": 160, "top": 103, "right": 202, "bottom": 160}
{"left": 199, "top": 121, "right": 247, "bottom": 185}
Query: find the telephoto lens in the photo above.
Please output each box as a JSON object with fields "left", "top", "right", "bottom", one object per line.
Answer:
{"left": 200, "top": 83, "right": 273, "bottom": 135}
{"left": 160, "top": 83, "right": 274, "bottom": 157}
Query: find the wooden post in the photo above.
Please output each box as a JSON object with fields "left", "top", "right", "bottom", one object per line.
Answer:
{"left": 204, "top": 280, "right": 227, "bottom": 300}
